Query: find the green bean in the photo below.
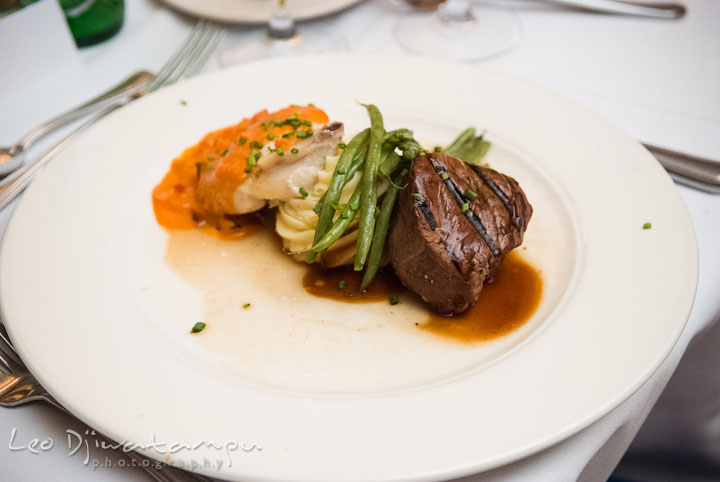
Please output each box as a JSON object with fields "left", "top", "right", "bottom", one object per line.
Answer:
{"left": 360, "top": 169, "right": 406, "bottom": 290}
{"left": 310, "top": 187, "right": 361, "bottom": 252}
{"left": 312, "top": 191, "right": 327, "bottom": 216}
{"left": 478, "top": 140, "right": 490, "bottom": 158}
{"left": 354, "top": 104, "right": 385, "bottom": 271}
{"left": 456, "top": 138, "right": 491, "bottom": 165}
{"left": 312, "top": 148, "right": 367, "bottom": 216}
{"left": 383, "top": 128, "right": 413, "bottom": 144}
{"left": 445, "top": 127, "right": 476, "bottom": 157}
{"left": 380, "top": 151, "right": 402, "bottom": 178}
{"left": 398, "top": 138, "right": 424, "bottom": 160}
{"left": 307, "top": 129, "right": 369, "bottom": 262}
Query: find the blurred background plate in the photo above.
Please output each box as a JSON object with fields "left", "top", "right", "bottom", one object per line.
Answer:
{"left": 161, "top": 0, "right": 366, "bottom": 23}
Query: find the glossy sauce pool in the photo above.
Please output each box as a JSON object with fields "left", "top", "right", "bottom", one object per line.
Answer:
{"left": 303, "top": 250, "right": 543, "bottom": 343}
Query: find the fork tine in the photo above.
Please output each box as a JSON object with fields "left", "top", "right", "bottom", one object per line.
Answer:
{"left": 0, "top": 318, "right": 9, "bottom": 345}
{"left": 147, "top": 20, "right": 210, "bottom": 92}
{"left": 162, "top": 23, "right": 223, "bottom": 87}
{"left": 0, "top": 332, "right": 22, "bottom": 375}
{"left": 0, "top": 350, "right": 11, "bottom": 375}
{"left": 0, "top": 317, "right": 26, "bottom": 369}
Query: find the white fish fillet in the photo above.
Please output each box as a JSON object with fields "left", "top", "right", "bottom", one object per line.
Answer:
{"left": 233, "top": 122, "right": 344, "bottom": 214}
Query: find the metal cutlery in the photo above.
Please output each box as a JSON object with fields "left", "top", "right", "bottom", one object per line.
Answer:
{"left": 401, "top": 0, "right": 686, "bottom": 20}
{"left": 644, "top": 143, "right": 720, "bottom": 194}
{"left": 0, "top": 19, "right": 223, "bottom": 212}
{"left": 538, "top": 0, "right": 686, "bottom": 20}
{"left": 0, "top": 70, "right": 155, "bottom": 178}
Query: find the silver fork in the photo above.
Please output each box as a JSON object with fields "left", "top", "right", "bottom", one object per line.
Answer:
{"left": 0, "top": 70, "right": 155, "bottom": 177}
{"left": 0, "top": 19, "right": 224, "bottom": 212}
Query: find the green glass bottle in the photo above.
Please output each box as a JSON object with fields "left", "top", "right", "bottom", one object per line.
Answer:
{"left": 60, "top": 0, "right": 124, "bottom": 47}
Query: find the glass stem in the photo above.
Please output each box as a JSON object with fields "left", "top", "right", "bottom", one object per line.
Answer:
{"left": 267, "top": 0, "right": 296, "bottom": 40}
{"left": 439, "top": 0, "right": 474, "bottom": 23}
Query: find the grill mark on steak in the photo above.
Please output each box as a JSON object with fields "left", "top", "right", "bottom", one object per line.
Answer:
{"left": 415, "top": 198, "right": 438, "bottom": 230}
{"left": 470, "top": 165, "right": 522, "bottom": 230}
{"left": 414, "top": 197, "right": 460, "bottom": 272}
{"left": 430, "top": 159, "right": 501, "bottom": 257}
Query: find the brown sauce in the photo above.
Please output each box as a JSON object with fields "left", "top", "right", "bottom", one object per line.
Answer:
{"left": 302, "top": 265, "right": 406, "bottom": 303}
{"left": 197, "top": 212, "right": 266, "bottom": 241}
{"left": 303, "top": 250, "right": 543, "bottom": 343}
{"left": 422, "top": 251, "right": 543, "bottom": 343}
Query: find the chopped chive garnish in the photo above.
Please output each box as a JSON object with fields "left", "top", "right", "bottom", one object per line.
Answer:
{"left": 643, "top": 222, "right": 652, "bottom": 229}
{"left": 267, "top": 132, "right": 276, "bottom": 140}
{"left": 291, "top": 148, "right": 299, "bottom": 154}
{"left": 285, "top": 116, "right": 302, "bottom": 128}
{"left": 461, "top": 202, "right": 469, "bottom": 213}
{"left": 221, "top": 148, "right": 228, "bottom": 157}
{"left": 254, "top": 151, "right": 261, "bottom": 160}
{"left": 195, "top": 162, "right": 203, "bottom": 178}
{"left": 249, "top": 141, "right": 264, "bottom": 149}
{"left": 411, "top": 192, "right": 425, "bottom": 202}
{"left": 299, "top": 187, "right": 309, "bottom": 198}
{"left": 389, "top": 296, "right": 399, "bottom": 306}
{"left": 190, "top": 322, "right": 206, "bottom": 333}
{"left": 282, "top": 132, "right": 294, "bottom": 138}
{"left": 245, "top": 153, "right": 258, "bottom": 173}
{"left": 179, "top": 100, "right": 187, "bottom": 106}
{"left": 296, "top": 129, "right": 313, "bottom": 139}
{"left": 276, "top": 147, "right": 285, "bottom": 156}
{"left": 338, "top": 143, "right": 347, "bottom": 149}
{"left": 261, "top": 120, "right": 273, "bottom": 129}
{"left": 303, "top": 120, "right": 312, "bottom": 126}
{"left": 238, "top": 137, "right": 247, "bottom": 145}
{"left": 464, "top": 189, "right": 477, "bottom": 201}
{"left": 337, "top": 280, "right": 345, "bottom": 290}
{"left": 243, "top": 303, "right": 251, "bottom": 309}
{"left": 440, "top": 172, "right": 449, "bottom": 180}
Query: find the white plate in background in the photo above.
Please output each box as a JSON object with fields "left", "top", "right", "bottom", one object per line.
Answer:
{"left": 162, "top": 0, "right": 365, "bottom": 23}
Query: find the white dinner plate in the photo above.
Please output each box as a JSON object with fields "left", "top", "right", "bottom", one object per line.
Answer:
{"left": 0, "top": 55, "right": 697, "bottom": 481}
{"left": 161, "top": 0, "right": 365, "bottom": 23}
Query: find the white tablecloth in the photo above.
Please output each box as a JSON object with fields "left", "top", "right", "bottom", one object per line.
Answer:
{"left": 1, "top": 1, "right": 719, "bottom": 480}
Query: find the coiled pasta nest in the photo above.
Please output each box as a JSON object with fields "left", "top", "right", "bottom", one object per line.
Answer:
{"left": 275, "top": 153, "right": 387, "bottom": 267}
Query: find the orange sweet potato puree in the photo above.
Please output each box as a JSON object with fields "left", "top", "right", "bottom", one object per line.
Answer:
{"left": 152, "top": 105, "right": 328, "bottom": 237}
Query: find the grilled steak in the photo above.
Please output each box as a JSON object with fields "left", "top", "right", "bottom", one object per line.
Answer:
{"left": 388, "top": 152, "right": 532, "bottom": 315}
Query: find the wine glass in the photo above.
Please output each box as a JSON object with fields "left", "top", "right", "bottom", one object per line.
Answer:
{"left": 220, "top": 0, "right": 346, "bottom": 66}
{"left": 394, "top": 0, "right": 522, "bottom": 61}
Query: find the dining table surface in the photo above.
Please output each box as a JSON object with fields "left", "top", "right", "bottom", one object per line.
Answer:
{"left": 0, "top": 0, "right": 719, "bottom": 481}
